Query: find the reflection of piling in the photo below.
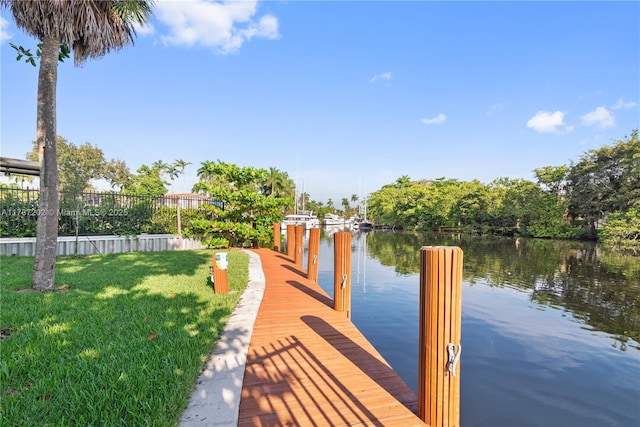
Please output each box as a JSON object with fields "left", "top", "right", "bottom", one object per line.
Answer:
{"left": 211, "top": 252, "right": 229, "bottom": 294}
{"left": 333, "top": 232, "right": 352, "bottom": 318}
{"left": 286, "top": 225, "right": 295, "bottom": 258}
{"left": 273, "top": 223, "right": 281, "bottom": 252}
{"left": 418, "top": 246, "right": 463, "bottom": 427}
{"left": 294, "top": 225, "right": 304, "bottom": 265}
{"left": 307, "top": 228, "right": 320, "bottom": 282}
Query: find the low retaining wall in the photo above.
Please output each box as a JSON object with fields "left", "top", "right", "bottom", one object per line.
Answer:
{"left": 0, "top": 234, "right": 205, "bottom": 257}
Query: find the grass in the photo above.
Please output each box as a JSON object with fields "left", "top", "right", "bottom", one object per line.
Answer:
{"left": 0, "top": 249, "right": 249, "bottom": 426}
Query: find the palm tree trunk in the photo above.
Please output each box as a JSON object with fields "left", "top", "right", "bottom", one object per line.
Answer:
{"left": 32, "top": 35, "right": 60, "bottom": 291}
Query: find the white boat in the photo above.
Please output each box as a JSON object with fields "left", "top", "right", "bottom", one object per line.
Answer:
{"left": 281, "top": 211, "right": 320, "bottom": 230}
{"left": 323, "top": 213, "right": 345, "bottom": 226}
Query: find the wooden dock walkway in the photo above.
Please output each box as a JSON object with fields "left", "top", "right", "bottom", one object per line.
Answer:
{"left": 238, "top": 248, "right": 425, "bottom": 426}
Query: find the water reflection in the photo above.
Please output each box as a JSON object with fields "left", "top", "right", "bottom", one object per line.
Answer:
{"left": 315, "top": 231, "right": 640, "bottom": 425}
{"left": 363, "top": 232, "right": 640, "bottom": 350}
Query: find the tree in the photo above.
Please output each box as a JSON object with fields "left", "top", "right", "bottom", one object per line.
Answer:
{"left": 28, "top": 136, "right": 111, "bottom": 252}
{"left": 350, "top": 193, "right": 359, "bottom": 214}
{"left": 263, "top": 167, "right": 295, "bottom": 199}
{"left": 192, "top": 161, "right": 289, "bottom": 247}
{"left": 326, "top": 198, "right": 334, "bottom": 210}
{"left": 124, "top": 163, "right": 170, "bottom": 196}
{"left": 2, "top": 0, "right": 154, "bottom": 291}
{"left": 104, "top": 159, "right": 131, "bottom": 190}
{"left": 298, "top": 192, "right": 310, "bottom": 210}
{"left": 341, "top": 197, "right": 350, "bottom": 213}
{"left": 533, "top": 165, "right": 568, "bottom": 195}
{"left": 395, "top": 175, "right": 412, "bottom": 187}
{"left": 599, "top": 209, "right": 640, "bottom": 253}
{"left": 565, "top": 130, "right": 640, "bottom": 239}
{"left": 27, "top": 136, "right": 107, "bottom": 194}
{"left": 172, "top": 158, "right": 192, "bottom": 191}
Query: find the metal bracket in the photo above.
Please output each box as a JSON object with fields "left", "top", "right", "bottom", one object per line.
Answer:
{"left": 341, "top": 274, "right": 348, "bottom": 289}
{"left": 446, "top": 343, "right": 461, "bottom": 377}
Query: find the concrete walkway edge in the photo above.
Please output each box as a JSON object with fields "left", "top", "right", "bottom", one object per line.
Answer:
{"left": 180, "top": 249, "right": 265, "bottom": 426}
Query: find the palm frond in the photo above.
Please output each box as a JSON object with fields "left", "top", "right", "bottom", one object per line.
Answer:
{"left": 1, "top": 0, "right": 155, "bottom": 65}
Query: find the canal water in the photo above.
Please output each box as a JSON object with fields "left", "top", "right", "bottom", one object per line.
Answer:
{"left": 306, "top": 229, "right": 639, "bottom": 426}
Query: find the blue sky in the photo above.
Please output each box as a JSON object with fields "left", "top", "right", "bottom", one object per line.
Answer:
{"left": 1, "top": 1, "right": 638, "bottom": 204}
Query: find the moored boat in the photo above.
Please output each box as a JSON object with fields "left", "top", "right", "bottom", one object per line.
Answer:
{"left": 281, "top": 211, "right": 320, "bottom": 229}
{"left": 358, "top": 221, "right": 373, "bottom": 231}
{"left": 323, "top": 213, "right": 345, "bottom": 226}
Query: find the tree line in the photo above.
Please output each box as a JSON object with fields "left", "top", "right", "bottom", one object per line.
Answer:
{"left": 367, "top": 130, "right": 639, "bottom": 252}
{"left": 5, "top": 131, "right": 638, "bottom": 252}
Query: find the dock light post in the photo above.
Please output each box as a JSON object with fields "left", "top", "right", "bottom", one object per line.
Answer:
{"left": 418, "top": 246, "right": 463, "bottom": 427}
{"left": 211, "top": 252, "right": 229, "bottom": 294}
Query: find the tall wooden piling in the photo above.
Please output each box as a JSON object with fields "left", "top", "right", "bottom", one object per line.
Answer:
{"left": 294, "top": 225, "right": 304, "bottom": 265}
{"left": 286, "top": 224, "right": 295, "bottom": 258}
{"left": 273, "top": 223, "right": 281, "bottom": 252}
{"left": 307, "top": 228, "right": 320, "bottom": 281}
{"left": 333, "top": 231, "right": 352, "bottom": 318}
{"left": 418, "top": 246, "right": 463, "bottom": 427}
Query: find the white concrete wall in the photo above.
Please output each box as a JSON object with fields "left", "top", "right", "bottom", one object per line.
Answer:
{"left": 0, "top": 234, "right": 205, "bottom": 256}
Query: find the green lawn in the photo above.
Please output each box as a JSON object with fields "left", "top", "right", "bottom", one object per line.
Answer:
{"left": 0, "top": 249, "right": 249, "bottom": 426}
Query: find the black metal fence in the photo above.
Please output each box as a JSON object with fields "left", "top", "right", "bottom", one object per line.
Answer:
{"left": 0, "top": 187, "right": 223, "bottom": 237}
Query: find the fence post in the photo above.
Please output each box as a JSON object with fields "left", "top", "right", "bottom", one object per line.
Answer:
{"left": 212, "top": 252, "right": 229, "bottom": 294}
{"left": 294, "top": 225, "right": 304, "bottom": 265}
{"left": 287, "top": 224, "right": 295, "bottom": 258}
{"left": 273, "top": 223, "right": 281, "bottom": 252}
{"left": 306, "top": 227, "right": 320, "bottom": 281}
{"left": 333, "top": 231, "right": 352, "bottom": 318}
{"left": 418, "top": 246, "right": 463, "bottom": 427}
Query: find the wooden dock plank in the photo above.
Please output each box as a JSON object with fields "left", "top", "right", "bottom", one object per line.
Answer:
{"left": 239, "top": 248, "right": 424, "bottom": 426}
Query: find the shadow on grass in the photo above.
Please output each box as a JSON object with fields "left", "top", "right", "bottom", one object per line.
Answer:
{"left": 0, "top": 249, "right": 248, "bottom": 426}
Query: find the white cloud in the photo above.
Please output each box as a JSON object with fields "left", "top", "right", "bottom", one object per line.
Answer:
{"left": 155, "top": 0, "right": 279, "bottom": 54}
{"left": 1, "top": 16, "right": 13, "bottom": 42}
{"left": 526, "top": 110, "right": 567, "bottom": 133}
{"left": 421, "top": 113, "right": 447, "bottom": 125}
{"left": 369, "top": 71, "right": 392, "bottom": 83}
{"left": 133, "top": 21, "right": 155, "bottom": 37}
{"left": 610, "top": 98, "right": 638, "bottom": 110}
{"left": 581, "top": 106, "right": 615, "bottom": 129}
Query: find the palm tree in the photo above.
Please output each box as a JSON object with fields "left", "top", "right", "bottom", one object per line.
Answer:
{"left": 1, "top": 0, "right": 154, "bottom": 290}
{"left": 341, "top": 197, "right": 350, "bottom": 213}
{"left": 173, "top": 159, "right": 192, "bottom": 191}
{"left": 263, "top": 166, "right": 281, "bottom": 198}
{"left": 264, "top": 167, "right": 295, "bottom": 198}
{"left": 396, "top": 175, "right": 412, "bottom": 187}
{"left": 351, "top": 193, "right": 359, "bottom": 216}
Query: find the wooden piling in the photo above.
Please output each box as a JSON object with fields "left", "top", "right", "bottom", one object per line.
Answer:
{"left": 286, "top": 224, "right": 295, "bottom": 258}
{"left": 306, "top": 228, "right": 320, "bottom": 281}
{"left": 212, "top": 252, "right": 229, "bottom": 294}
{"left": 273, "top": 223, "right": 281, "bottom": 252}
{"left": 418, "top": 246, "right": 463, "bottom": 427}
{"left": 294, "top": 225, "right": 304, "bottom": 265}
{"left": 333, "top": 231, "right": 352, "bottom": 318}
